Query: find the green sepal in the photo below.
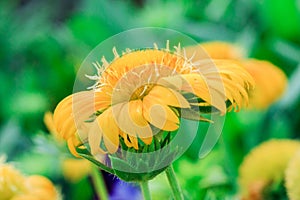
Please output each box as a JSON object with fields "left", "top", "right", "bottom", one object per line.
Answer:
{"left": 109, "top": 155, "right": 168, "bottom": 182}
{"left": 75, "top": 132, "right": 180, "bottom": 182}
{"left": 76, "top": 146, "right": 114, "bottom": 174}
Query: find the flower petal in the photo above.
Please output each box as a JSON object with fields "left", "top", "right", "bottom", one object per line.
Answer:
{"left": 146, "top": 85, "right": 190, "bottom": 108}
{"left": 160, "top": 59, "right": 254, "bottom": 113}
{"left": 67, "top": 136, "right": 81, "bottom": 157}
{"left": 160, "top": 74, "right": 227, "bottom": 114}
{"left": 88, "top": 121, "right": 106, "bottom": 156}
{"left": 116, "top": 100, "right": 153, "bottom": 145}
{"left": 143, "top": 96, "right": 179, "bottom": 131}
{"left": 53, "top": 91, "right": 111, "bottom": 140}
{"left": 89, "top": 107, "right": 120, "bottom": 154}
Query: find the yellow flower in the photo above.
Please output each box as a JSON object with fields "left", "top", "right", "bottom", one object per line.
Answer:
{"left": 187, "top": 41, "right": 244, "bottom": 60}
{"left": 285, "top": 150, "right": 300, "bottom": 200}
{"left": 242, "top": 59, "right": 287, "bottom": 109}
{"left": 22, "top": 175, "right": 58, "bottom": 200}
{"left": 0, "top": 161, "right": 26, "bottom": 200}
{"left": 53, "top": 43, "right": 254, "bottom": 156}
{"left": 11, "top": 194, "right": 41, "bottom": 200}
{"left": 238, "top": 139, "right": 300, "bottom": 199}
{"left": 0, "top": 159, "right": 59, "bottom": 200}
{"left": 61, "top": 158, "right": 91, "bottom": 183}
{"left": 186, "top": 41, "right": 288, "bottom": 109}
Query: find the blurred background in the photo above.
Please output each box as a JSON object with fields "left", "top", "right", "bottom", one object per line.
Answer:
{"left": 1, "top": 0, "right": 300, "bottom": 199}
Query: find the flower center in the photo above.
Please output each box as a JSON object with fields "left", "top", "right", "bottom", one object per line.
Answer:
{"left": 130, "top": 84, "right": 155, "bottom": 100}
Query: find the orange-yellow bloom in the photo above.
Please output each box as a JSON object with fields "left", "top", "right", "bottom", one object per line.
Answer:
{"left": 242, "top": 59, "right": 287, "bottom": 109}
{"left": 22, "top": 175, "right": 58, "bottom": 200}
{"left": 0, "top": 159, "right": 59, "bottom": 200}
{"left": 186, "top": 41, "right": 287, "bottom": 110}
{"left": 238, "top": 139, "right": 300, "bottom": 200}
{"left": 61, "top": 158, "right": 91, "bottom": 182}
{"left": 285, "top": 150, "right": 300, "bottom": 200}
{"left": 0, "top": 160, "right": 26, "bottom": 200}
{"left": 53, "top": 43, "right": 253, "bottom": 156}
{"left": 187, "top": 41, "right": 244, "bottom": 60}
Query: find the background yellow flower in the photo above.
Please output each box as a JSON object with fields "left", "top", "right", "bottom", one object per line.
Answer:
{"left": 186, "top": 41, "right": 288, "bottom": 110}
{"left": 238, "top": 139, "right": 300, "bottom": 199}
{"left": 285, "top": 150, "right": 300, "bottom": 200}
{"left": 0, "top": 159, "right": 59, "bottom": 200}
{"left": 61, "top": 158, "right": 91, "bottom": 183}
{"left": 0, "top": 161, "right": 26, "bottom": 200}
{"left": 187, "top": 41, "right": 244, "bottom": 60}
{"left": 242, "top": 59, "right": 287, "bottom": 109}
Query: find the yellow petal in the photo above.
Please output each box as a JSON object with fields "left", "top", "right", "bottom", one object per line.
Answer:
{"left": 146, "top": 85, "right": 190, "bottom": 108}
{"left": 53, "top": 91, "right": 112, "bottom": 141}
{"left": 60, "top": 117, "right": 77, "bottom": 140}
{"left": 89, "top": 107, "right": 120, "bottom": 154}
{"left": 88, "top": 121, "right": 105, "bottom": 155}
{"left": 67, "top": 137, "right": 80, "bottom": 157}
{"left": 53, "top": 94, "right": 73, "bottom": 132}
{"left": 158, "top": 75, "right": 183, "bottom": 91}
{"left": 53, "top": 91, "right": 91, "bottom": 139}
{"left": 128, "top": 134, "right": 139, "bottom": 150}
{"left": 116, "top": 101, "right": 153, "bottom": 145}
{"left": 121, "top": 131, "right": 139, "bottom": 150}
{"left": 122, "top": 132, "right": 133, "bottom": 148}
{"left": 143, "top": 96, "right": 179, "bottom": 131}
{"left": 194, "top": 59, "right": 255, "bottom": 111}
{"left": 179, "top": 73, "right": 227, "bottom": 114}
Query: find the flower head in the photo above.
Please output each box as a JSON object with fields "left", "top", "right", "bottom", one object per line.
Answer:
{"left": 186, "top": 41, "right": 288, "bottom": 110}
{"left": 53, "top": 42, "right": 254, "bottom": 157}
{"left": 0, "top": 159, "right": 26, "bottom": 200}
{"left": 285, "top": 150, "right": 300, "bottom": 200}
{"left": 0, "top": 158, "right": 59, "bottom": 200}
{"left": 22, "top": 175, "right": 58, "bottom": 200}
{"left": 238, "top": 139, "right": 300, "bottom": 199}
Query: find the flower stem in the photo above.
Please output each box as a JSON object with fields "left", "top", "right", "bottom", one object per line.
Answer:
{"left": 91, "top": 166, "right": 109, "bottom": 200}
{"left": 140, "top": 181, "right": 152, "bottom": 200}
{"left": 165, "top": 165, "right": 184, "bottom": 200}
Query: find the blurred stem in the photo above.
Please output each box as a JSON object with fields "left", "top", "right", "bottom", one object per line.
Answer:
{"left": 140, "top": 181, "right": 152, "bottom": 200}
{"left": 91, "top": 166, "right": 109, "bottom": 200}
{"left": 165, "top": 165, "right": 184, "bottom": 200}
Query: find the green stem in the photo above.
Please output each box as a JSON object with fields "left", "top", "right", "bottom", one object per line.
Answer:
{"left": 91, "top": 166, "right": 109, "bottom": 200}
{"left": 165, "top": 165, "right": 184, "bottom": 200}
{"left": 140, "top": 181, "right": 152, "bottom": 200}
